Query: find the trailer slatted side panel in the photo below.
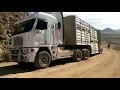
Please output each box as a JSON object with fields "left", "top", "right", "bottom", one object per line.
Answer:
{"left": 63, "top": 15, "right": 100, "bottom": 54}
{"left": 76, "top": 16, "right": 91, "bottom": 45}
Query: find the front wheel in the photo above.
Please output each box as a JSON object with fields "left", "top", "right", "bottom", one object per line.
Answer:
{"left": 34, "top": 51, "right": 51, "bottom": 69}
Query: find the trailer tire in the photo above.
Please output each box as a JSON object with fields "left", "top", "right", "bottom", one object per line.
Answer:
{"left": 82, "top": 49, "right": 90, "bottom": 60}
{"left": 34, "top": 51, "right": 51, "bottom": 69}
{"left": 73, "top": 49, "right": 82, "bottom": 62}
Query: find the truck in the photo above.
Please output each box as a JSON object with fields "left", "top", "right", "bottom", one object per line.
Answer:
{"left": 9, "top": 12, "right": 102, "bottom": 69}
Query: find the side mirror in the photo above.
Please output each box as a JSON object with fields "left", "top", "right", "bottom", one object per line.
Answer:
{"left": 36, "top": 19, "right": 48, "bottom": 30}
{"left": 58, "top": 22, "right": 61, "bottom": 29}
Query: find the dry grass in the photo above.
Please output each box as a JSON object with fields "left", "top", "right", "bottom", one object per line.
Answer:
{"left": 101, "top": 42, "right": 120, "bottom": 51}
{"left": 114, "top": 44, "right": 120, "bottom": 51}
{"left": 1, "top": 50, "right": 10, "bottom": 62}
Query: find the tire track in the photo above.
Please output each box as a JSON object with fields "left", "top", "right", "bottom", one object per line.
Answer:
{"left": 71, "top": 49, "right": 119, "bottom": 78}
{"left": 1, "top": 48, "right": 120, "bottom": 78}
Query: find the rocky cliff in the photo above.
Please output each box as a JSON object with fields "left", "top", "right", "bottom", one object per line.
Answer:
{"left": 0, "top": 12, "right": 28, "bottom": 56}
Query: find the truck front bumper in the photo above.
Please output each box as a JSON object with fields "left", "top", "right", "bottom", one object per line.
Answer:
{"left": 9, "top": 53, "right": 31, "bottom": 62}
{"left": 9, "top": 48, "right": 38, "bottom": 63}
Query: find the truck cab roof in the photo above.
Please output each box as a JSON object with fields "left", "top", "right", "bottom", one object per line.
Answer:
{"left": 14, "top": 12, "right": 58, "bottom": 25}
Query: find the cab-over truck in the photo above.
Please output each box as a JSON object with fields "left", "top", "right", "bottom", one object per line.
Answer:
{"left": 9, "top": 12, "right": 101, "bottom": 69}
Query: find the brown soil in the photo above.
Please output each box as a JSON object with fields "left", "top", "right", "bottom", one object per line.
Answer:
{"left": 0, "top": 48, "right": 120, "bottom": 78}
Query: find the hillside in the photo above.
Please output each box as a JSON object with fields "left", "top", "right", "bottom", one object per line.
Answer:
{"left": 0, "top": 12, "right": 28, "bottom": 56}
{"left": 101, "top": 28, "right": 120, "bottom": 34}
{"left": 101, "top": 28, "right": 120, "bottom": 44}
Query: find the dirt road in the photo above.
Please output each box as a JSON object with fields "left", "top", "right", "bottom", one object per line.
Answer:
{"left": 0, "top": 48, "right": 120, "bottom": 78}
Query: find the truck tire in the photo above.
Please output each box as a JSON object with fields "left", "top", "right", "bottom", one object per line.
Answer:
{"left": 34, "top": 51, "right": 51, "bottom": 69}
{"left": 73, "top": 49, "right": 82, "bottom": 62}
{"left": 82, "top": 49, "right": 90, "bottom": 60}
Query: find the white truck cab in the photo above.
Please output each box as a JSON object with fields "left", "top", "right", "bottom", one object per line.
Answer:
{"left": 9, "top": 12, "right": 62, "bottom": 68}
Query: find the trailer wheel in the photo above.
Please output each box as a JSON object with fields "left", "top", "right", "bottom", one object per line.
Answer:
{"left": 73, "top": 49, "right": 82, "bottom": 62}
{"left": 82, "top": 49, "right": 90, "bottom": 60}
{"left": 34, "top": 51, "right": 51, "bottom": 69}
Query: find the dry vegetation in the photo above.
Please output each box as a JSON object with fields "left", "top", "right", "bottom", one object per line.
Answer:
{"left": 113, "top": 44, "right": 120, "bottom": 51}
{"left": 101, "top": 42, "right": 120, "bottom": 51}
{"left": 0, "top": 12, "right": 28, "bottom": 60}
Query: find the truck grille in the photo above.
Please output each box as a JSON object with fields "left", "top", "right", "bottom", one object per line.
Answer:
{"left": 13, "top": 36, "right": 23, "bottom": 47}
{"left": 11, "top": 49, "right": 19, "bottom": 54}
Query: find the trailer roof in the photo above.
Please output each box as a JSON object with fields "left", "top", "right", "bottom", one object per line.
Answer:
{"left": 68, "top": 15, "right": 100, "bottom": 31}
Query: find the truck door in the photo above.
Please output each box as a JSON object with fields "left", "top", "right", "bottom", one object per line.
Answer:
{"left": 50, "top": 23, "right": 60, "bottom": 59}
{"left": 51, "top": 23, "right": 58, "bottom": 45}
{"left": 34, "top": 19, "right": 50, "bottom": 45}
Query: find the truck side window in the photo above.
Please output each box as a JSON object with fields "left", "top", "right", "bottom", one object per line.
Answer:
{"left": 58, "top": 22, "right": 61, "bottom": 29}
{"left": 36, "top": 19, "right": 48, "bottom": 30}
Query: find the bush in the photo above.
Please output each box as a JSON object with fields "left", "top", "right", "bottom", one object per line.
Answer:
{"left": 1, "top": 50, "right": 10, "bottom": 62}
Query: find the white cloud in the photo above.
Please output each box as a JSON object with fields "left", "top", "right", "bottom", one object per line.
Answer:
{"left": 63, "top": 12, "right": 120, "bottom": 30}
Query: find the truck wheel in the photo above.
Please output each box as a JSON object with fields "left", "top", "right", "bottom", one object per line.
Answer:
{"left": 73, "top": 49, "right": 82, "bottom": 62}
{"left": 34, "top": 51, "right": 51, "bottom": 69}
{"left": 82, "top": 49, "right": 90, "bottom": 60}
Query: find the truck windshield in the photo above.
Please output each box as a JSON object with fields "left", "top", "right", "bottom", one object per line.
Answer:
{"left": 12, "top": 19, "right": 35, "bottom": 35}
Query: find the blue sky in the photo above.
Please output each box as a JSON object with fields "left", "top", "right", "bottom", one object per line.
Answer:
{"left": 63, "top": 12, "right": 120, "bottom": 30}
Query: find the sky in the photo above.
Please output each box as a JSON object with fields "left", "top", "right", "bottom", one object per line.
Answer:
{"left": 28, "top": 12, "right": 120, "bottom": 30}
{"left": 63, "top": 12, "right": 120, "bottom": 30}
